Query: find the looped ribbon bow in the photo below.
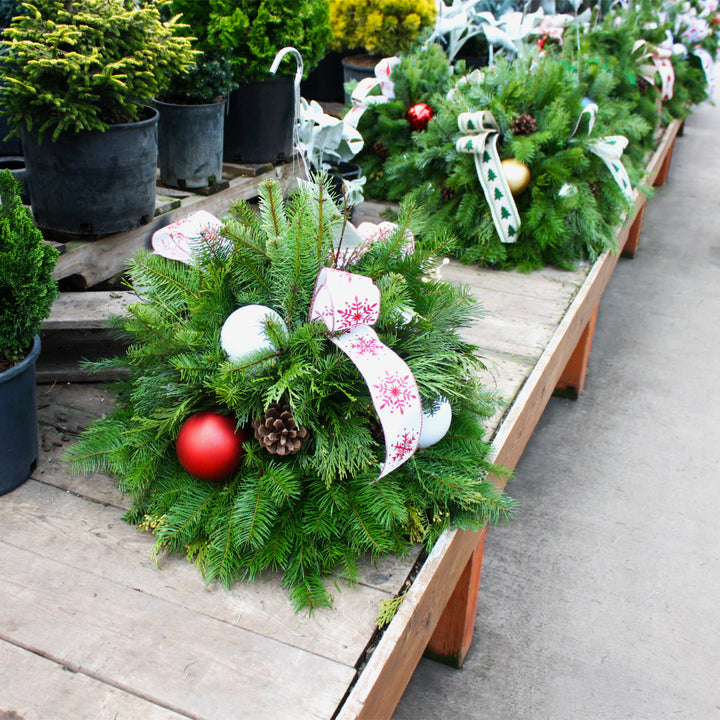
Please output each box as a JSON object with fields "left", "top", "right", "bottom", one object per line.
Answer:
{"left": 345, "top": 57, "right": 401, "bottom": 130}
{"left": 571, "top": 102, "right": 633, "bottom": 203}
{"left": 151, "top": 210, "right": 229, "bottom": 264}
{"left": 310, "top": 265, "right": 422, "bottom": 481}
{"left": 634, "top": 39, "right": 675, "bottom": 100}
{"left": 455, "top": 111, "right": 520, "bottom": 244}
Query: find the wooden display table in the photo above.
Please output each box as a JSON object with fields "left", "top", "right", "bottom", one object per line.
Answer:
{"left": 0, "top": 123, "right": 681, "bottom": 719}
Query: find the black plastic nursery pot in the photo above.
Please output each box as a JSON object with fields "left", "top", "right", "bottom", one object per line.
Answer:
{"left": 0, "top": 115, "right": 22, "bottom": 157}
{"left": 341, "top": 54, "right": 379, "bottom": 104}
{"left": 21, "top": 107, "right": 159, "bottom": 237}
{"left": 223, "top": 76, "right": 294, "bottom": 164}
{"left": 0, "top": 335, "right": 41, "bottom": 496}
{"left": 155, "top": 98, "right": 226, "bottom": 190}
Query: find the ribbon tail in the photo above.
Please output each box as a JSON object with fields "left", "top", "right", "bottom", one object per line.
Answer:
{"left": 589, "top": 137, "right": 633, "bottom": 202}
{"left": 457, "top": 129, "right": 521, "bottom": 244}
{"left": 332, "top": 327, "right": 422, "bottom": 480}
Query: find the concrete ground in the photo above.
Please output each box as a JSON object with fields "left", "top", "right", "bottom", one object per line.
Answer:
{"left": 394, "top": 93, "right": 720, "bottom": 719}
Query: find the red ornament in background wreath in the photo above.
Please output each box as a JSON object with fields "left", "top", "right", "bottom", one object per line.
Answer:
{"left": 176, "top": 410, "right": 246, "bottom": 482}
{"left": 406, "top": 103, "right": 434, "bottom": 131}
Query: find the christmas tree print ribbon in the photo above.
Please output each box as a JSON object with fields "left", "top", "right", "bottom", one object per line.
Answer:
{"left": 151, "top": 211, "right": 228, "bottom": 265}
{"left": 570, "top": 103, "right": 633, "bottom": 202}
{"left": 588, "top": 136, "right": 633, "bottom": 202}
{"left": 310, "top": 267, "right": 422, "bottom": 480}
{"left": 456, "top": 111, "right": 520, "bottom": 244}
{"left": 634, "top": 40, "right": 675, "bottom": 100}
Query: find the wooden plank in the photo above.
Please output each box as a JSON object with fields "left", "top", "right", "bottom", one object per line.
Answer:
{"left": 43, "top": 291, "right": 136, "bottom": 330}
{"left": 0, "top": 480, "right": 395, "bottom": 669}
{"left": 0, "top": 541, "right": 356, "bottom": 720}
{"left": 0, "top": 640, "right": 189, "bottom": 720}
{"left": 52, "top": 161, "right": 298, "bottom": 288}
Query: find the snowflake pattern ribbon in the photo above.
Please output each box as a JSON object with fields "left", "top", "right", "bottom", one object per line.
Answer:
{"left": 310, "top": 267, "right": 422, "bottom": 480}
{"left": 151, "top": 210, "right": 228, "bottom": 265}
{"left": 456, "top": 110, "right": 521, "bottom": 244}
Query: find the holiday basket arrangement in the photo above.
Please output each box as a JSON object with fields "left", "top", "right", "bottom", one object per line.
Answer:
{"left": 67, "top": 179, "right": 514, "bottom": 610}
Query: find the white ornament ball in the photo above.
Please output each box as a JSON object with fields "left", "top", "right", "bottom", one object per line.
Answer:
{"left": 418, "top": 397, "right": 452, "bottom": 448}
{"left": 221, "top": 305, "right": 288, "bottom": 362}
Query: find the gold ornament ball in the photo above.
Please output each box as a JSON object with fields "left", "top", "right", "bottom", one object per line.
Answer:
{"left": 501, "top": 158, "right": 531, "bottom": 195}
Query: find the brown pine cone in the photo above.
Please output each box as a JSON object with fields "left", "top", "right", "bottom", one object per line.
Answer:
{"left": 252, "top": 402, "right": 309, "bottom": 456}
{"left": 373, "top": 140, "right": 390, "bottom": 160}
{"left": 588, "top": 182, "right": 600, "bottom": 199}
{"left": 636, "top": 76, "right": 650, "bottom": 94}
{"left": 440, "top": 185, "right": 455, "bottom": 202}
{"left": 510, "top": 113, "right": 538, "bottom": 136}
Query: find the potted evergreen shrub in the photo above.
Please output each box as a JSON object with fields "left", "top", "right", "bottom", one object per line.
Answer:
{"left": 329, "top": 0, "right": 437, "bottom": 92}
{"left": 0, "top": 0, "right": 20, "bottom": 158}
{"left": 0, "top": 169, "right": 58, "bottom": 495}
{"left": 154, "top": 53, "right": 237, "bottom": 190}
{"left": 169, "top": 0, "right": 332, "bottom": 164}
{"left": 0, "top": 0, "right": 195, "bottom": 237}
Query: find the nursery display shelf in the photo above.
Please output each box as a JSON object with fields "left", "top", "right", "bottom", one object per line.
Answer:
{"left": 0, "top": 122, "right": 680, "bottom": 720}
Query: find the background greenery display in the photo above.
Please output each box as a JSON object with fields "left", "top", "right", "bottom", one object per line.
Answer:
{"left": 67, "top": 179, "right": 514, "bottom": 610}
{"left": 168, "top": 0, "right": 332, "bottom": 84}
{"left": 0, "top": 0, "right": 195, "bottom": 141}
{"left": 329, "top": 0, "right": 437, "bottom": 57}
{"left": 0, "top": 170, "right": 58, "bottom": 367}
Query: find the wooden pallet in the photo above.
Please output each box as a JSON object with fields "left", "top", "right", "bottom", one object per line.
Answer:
{"left": 50, "top": 159, "right": 300, "bottom": 289}
{"left": 2, "top": 119, "right": 681, "bottom": 720}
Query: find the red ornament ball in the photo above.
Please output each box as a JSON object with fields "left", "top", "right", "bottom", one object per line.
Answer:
{"left": 406, "top": 103, "right": 434, "bottom": 132}
{"left": 176, "top": 410, "right": 246, "bottom": 482}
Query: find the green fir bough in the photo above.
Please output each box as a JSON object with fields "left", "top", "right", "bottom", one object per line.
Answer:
{"left": 67, "top": 179, "right": 513, "bottom": 610}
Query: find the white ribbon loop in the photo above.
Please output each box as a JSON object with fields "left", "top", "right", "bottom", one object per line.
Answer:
{"left": 456, "top": 111, "right": 520, "bottom": 243}
{"left": 151, "top": 211, "right": 227, "bottom": 265}
{"left": 310, "top": 268, "right": 422, "bottom": 480}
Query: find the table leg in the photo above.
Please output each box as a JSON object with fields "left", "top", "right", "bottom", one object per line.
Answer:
{"left": 424, "top": 526, "right": 487, "bottom": 668}
{"left": 554, "top": 303, "right": 599, "bottom": 399}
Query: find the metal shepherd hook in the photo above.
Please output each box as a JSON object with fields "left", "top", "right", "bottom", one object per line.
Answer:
{"left": 269, "top": 47, "right": 307, "bottom": 176}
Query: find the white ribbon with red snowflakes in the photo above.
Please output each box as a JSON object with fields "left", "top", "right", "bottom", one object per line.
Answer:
{"left": 310, "top": 267, "right": 422, "bottom": 480}
{"left": 344, "top": 57, "right": 401, "bottom": 130}
{"left": 693, "top": 46, "right": 715, "bottom": 97}
{"left": 634, "top": 39, "right": 675, "bottom": 100}
{"left": 151, "top": 210, "right": 229, "bottom": 265}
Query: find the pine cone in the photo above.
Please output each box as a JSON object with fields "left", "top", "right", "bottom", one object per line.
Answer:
{"left": 636, "top": 76, "right": 650, "bottom": 94}
{"left": 588, "top": 182, "right": 600, "bottom": 199}
{"left": 440, "top": 185, "right": 455, "bottom": 202}
{"left": 252, "top": 403, "right": 308, "bottom": 456}
{"left": 510, "top": 113, "right": 538, "bottom": 136}
{"left": 373, "top": 140, "right": 390, "bottom": 160}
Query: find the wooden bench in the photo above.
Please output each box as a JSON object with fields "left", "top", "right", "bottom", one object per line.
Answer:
{"left": 0, "top": 122, "right": 681, "bottom": 719}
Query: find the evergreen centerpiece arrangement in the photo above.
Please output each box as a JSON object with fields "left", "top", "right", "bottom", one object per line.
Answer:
{"left": 67, "top": 179, "right": 513, "bottom": 609}
{"left": 383, "top": 55, "right": 649, "bottom": 269}
{"left": 0, "top": 0, "right": 195, "bottom": 235}
{"left": 0, "top": 169, "right": 58, "bottom": 494}
{"left": 352, "top": 43, "right": 458, "bottom": 200}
